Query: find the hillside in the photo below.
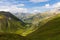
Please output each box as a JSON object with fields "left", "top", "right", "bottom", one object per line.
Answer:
{"left": 20, "top": 13, "right": 58, "bottom": 36}
{"left": 24, "top": 8, "right": 60, "bottom": 23}
{"left": 0, "top": 11, "right": 24, "bottom": 24}
{"left": 0, "top": 33, "right": 29, "bottom": 40}
{"left": 0, "top": 11, "right": 60, "bottom": 40}
{"left": 23, "top": 12, "right": 56, "bottom": 23}
{"left": 0, "top": 11, "right": 27, "bottom": 34}
{"left": 14, "top": 13, "right": 34, "bottom": 23}
{"left": 26, "top": 14, "right": 60, "bottom": 40}
{"left": 0, "top": 11, "right": 31, "bottom": 40}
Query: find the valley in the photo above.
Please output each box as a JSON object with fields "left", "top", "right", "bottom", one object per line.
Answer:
{"left": 0, "top": 11, "right": 60, "bottom": 40}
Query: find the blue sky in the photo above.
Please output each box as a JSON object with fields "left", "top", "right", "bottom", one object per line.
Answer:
{"left": 0, "top": 0, "right": 60, "bottom": 13}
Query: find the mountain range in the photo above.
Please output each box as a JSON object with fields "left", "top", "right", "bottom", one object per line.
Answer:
{"left": 0, "top": 8, "right": 60, "bottom": 40}
{"left": 26, "top": 14, "right": 60, "bottom": 40}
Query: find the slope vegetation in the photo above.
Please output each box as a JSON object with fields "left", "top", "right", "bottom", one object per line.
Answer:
{"left": 0, "top": 11, "right": 26, "bottom": 34}
{"left": 26, "top": 14, "right": 60, "bottom": 40}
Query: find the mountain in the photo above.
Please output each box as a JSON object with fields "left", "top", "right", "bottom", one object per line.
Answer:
{"left": 0, "top": 11, "right": 31, "bottom": 40}
{"left": 19, "top": 9, "right": 60, "bottom": 36}
{"left": 23, "top": 12, "right": 54, "bottom": 23}
{"left": 14, "top": 13, "right": 35, "bottom": 23}
{"left": 49, "top": 8, "right": 60, "bottom": 14}
{"left": 23, "top": 8, "right": 60, "bottom": 23}
{"left": 0, "top": 11, "right": 24, "bottom": 23}
{"left": 19, "top": 12, "right": 55, "bottom": 36}
{"left": 26, "top": 14, "right": 60, "bottom": 40}
{"left": 14, "top": 13, "right": 34, "bottom": 22}
{"left": 0, "top": 11, "right": 60, "bottom": 40}
{"left": 0, "top": 11, "right": 26, "bottom": 34}
{"left": 15, "top": 8, "right": 60, "bottom": 36}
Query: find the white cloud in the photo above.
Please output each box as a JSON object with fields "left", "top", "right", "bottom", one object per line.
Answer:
{"left": 13, "top": 4, "right": 25, "bottom": 7}
{"left": 8, "top": 6, "right": 28, "bottom": 13}
{"left": 0, "top": 5, "right": 28, "bottom": 13}
{"left": 9, "top": 8, "right": 28, "bottom": 13}
{"left": 0, "top": 0, "right": 60, "bottom": 14}
{"left": 44, "top": 2, "right": 60, "bottom": 8}
{"left": 32, "top": 10, "right": 40, "bottom": 13}
{"left": 29, "top": 2, "right": 60, "bottom": 13}
{"left": 19, "top": 4, "right": 25, "bottom": 6}
{"left": 0, "top": 9, "right": 9, "bottom": 12}
{"left": 1, "top": 2, "right": 60, "bottom": 13}
{"left": 29, "top": 0, "right": 49, "bottom": 3}
{"left": 52, "top": 2, "right": 60, "bottom": 8}
{"left": 0, "top": 0, "right": 27, "bottom": 13}
{"left": 45, "top": 4, "right": 50, "bottom": 8}
{"left": 38, "top": 2, "right": 60, "bottom": 9}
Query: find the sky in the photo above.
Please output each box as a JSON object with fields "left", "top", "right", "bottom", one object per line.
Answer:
{"left": 0, "top": 0, "right": 60, "bottom": 13}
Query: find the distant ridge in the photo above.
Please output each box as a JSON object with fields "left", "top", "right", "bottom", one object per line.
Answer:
{"left": 26, "top": 14, "right": 60, "bottom": 40}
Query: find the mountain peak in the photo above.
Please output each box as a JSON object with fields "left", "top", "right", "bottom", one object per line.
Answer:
{"left": 0, "top": 11, "right": 26, "bottom": 33}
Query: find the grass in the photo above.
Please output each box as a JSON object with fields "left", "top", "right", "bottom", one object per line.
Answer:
{"left": 0, "top": 12, "right": 60, "bottom": 40}
{"left": 0, "top": 33, "right": 29, "bottom": 40}
{"left": 26, "top": 14, "right": 60, "bottom": 40}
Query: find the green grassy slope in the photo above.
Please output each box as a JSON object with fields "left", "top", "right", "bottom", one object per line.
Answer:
{"left": 0, "top": 12, "right": 30, "bottom": 40}
{"left": 0, "top": 33, "right": 29, "bottom": 40}
{"left": 0, "top": 11, "right": 27, "bottom": 35}
{"left": 26, "top": 14, "right": 60, "bottom": 40}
